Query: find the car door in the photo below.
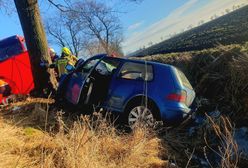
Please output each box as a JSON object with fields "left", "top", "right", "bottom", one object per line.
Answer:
{"left": 106, "top": 61, "right": 154, "bottom": 112}
{"left": 64, "top": 57, "right": 103, "bottom": 105}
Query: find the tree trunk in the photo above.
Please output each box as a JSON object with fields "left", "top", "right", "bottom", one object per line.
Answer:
{"left": 14, "top": 0, "right": 57, "bottom": 94}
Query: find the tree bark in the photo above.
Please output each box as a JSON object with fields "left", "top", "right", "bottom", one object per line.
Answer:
{"left": 14, "top": 0, "right": 57, "bottom": 94}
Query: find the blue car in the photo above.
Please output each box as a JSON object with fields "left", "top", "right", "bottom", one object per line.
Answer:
{"left": 57, "top": 54, "right": 195, "bottom": 127}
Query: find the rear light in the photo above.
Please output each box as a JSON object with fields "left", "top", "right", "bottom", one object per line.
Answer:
{"left": 166, "top": 90, "right": 187, "bottom": 103}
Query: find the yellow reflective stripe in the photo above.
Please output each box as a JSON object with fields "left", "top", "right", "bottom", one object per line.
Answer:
{"left": 57, "top": 59, "right": 68, "bottom": 77}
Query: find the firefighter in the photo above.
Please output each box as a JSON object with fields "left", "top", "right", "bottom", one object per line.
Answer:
{"left": 55, "top": 47, "right": 78, "bottom": 77}
{"left": 49, "top": 48, "right": 59, "bottom": 62}
{"left": 61, "top": 47, "right": 78, "bottom": 66}
{"left": 48, "top": 48, "right": 60, "bottom": 78}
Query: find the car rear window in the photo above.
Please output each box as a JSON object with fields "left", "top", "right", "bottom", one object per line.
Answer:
{"left": 176, "top": 69, "right": 193, "bottom": 90}
{"left": 119, "top": 62, "right": 153, "bottom": 81}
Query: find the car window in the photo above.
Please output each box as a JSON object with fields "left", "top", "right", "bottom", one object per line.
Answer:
{"left": 95, "top": 58, "right": 120, "bottom": 76}
{"left": 77, "top": 58, "right": 99, "bottom": 73}
{"left": 119, "top": 62, "right": 153, "bottom": 81}
{"left": 176, "top": 69, "right": 193, "bottom": 90}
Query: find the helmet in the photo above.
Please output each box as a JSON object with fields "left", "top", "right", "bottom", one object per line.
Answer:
{"left": 62, "top": 47, "right": 71, "bottom": 56}
{"left": 49, "top": 48, "right": 55, "bottom": 54}
{"left": 49, "top": 48, "right": 55, "bottom": 57}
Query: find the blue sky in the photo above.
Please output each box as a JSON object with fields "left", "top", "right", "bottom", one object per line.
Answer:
{"left": 0, "top": 0, "right": 247, "bottom": 55}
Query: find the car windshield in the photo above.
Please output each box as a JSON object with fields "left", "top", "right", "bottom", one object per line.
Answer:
{"left": 79, "top": 59, "right": 100, "bottom": 73}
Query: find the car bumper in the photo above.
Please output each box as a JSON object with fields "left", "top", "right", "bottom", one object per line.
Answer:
{"left": 160, "top": 106, "right": 193, "bottom": 125}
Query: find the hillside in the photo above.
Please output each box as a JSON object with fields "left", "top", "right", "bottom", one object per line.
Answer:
{"left": 131, "top": 5, "right": 248, "bottom": 57}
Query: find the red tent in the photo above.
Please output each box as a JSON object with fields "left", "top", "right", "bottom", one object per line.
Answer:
{"left": 0, "top": 51, "right": 34, "bottom": 102}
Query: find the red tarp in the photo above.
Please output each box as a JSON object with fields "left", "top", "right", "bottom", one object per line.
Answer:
{"left": 0, "top": 51, "right": 34, "bottom": 102}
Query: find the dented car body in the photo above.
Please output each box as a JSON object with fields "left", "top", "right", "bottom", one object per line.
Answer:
{"left": 57, "top": 54, "right": 195, "bottom": 126}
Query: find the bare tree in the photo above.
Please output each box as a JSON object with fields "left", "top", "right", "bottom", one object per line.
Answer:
{"left": 46, "top": 11, "right": 87, "bottom": 57}
{"left": 47, "top": 0, "right": 123, "bottom": 56}
{"left": 148, "top": 41, "right": 153, "bottom": 47}
{"left": 214, "top": 14, "right": 218, "bottom": 19}
{"left": 84, "top": 40, "right": 105, "bottom": 56}
{"left": 225, "top": 8, "right": 231, "bottom": 14}
{"left": 74, "top": 1, "right": 123, "bottom": 54}
{"left": 0, "top": 0, "right": 14, "bottom": 14}
{"left": 187, "top": 24, "right": 193, "bottom": 30}
{"left": 232, "top": 5, "right": 237, "bottom": 11}
{"left": 83, "top": 34, "right": 123, "bottom": 56}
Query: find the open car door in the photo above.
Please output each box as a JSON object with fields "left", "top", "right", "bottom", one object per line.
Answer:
{"left": 64, "top": 56, "right": 104, "bottom": 105}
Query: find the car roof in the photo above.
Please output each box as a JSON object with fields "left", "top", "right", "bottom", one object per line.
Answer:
{"left": 0, "top": 35, "right": 24, "bottom": 48}
{"left": 90, "top": 54, "right": 174, "bottom": 70}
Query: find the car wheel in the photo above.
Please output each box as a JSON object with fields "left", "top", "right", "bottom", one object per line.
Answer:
{"left": 124, "top": 100, "right": 158, "bottom": 129}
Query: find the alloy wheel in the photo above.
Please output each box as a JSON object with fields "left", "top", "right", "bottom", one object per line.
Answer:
{"left": 128, "top": 106, "right": 155, "bottom": 128}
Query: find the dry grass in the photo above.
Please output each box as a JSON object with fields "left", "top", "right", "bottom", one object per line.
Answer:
{"left": 0, "top": 102, "right": 167, "bottom": 168}
{"left": 0, "top": 98, "right": 241, "bottom": 167}
{"left": 161, "top": 114, "right": 239, "bottom": 168}
{"left": 205, "top": 115, "right": 239, "bottom": 168}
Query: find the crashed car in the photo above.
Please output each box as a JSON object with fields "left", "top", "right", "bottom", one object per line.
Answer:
{"left": 57, "top": 54, "right": 195, "bottom": 127}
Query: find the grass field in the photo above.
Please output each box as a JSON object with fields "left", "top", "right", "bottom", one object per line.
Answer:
{"left": 131, "top": 5, "right": 248, "bottom": 57}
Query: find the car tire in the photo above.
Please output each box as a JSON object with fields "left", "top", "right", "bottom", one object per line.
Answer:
{"left": 124, "top": 99, "right": 159, "bottom": 129}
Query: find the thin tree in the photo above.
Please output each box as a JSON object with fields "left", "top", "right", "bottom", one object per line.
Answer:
{"left": 14, "top": 0, "right": 57, "bottom": 94}
{"left": 46, "top": 11, "right": 86, "bottom": 57}
{"left": 75, "top": 1, "right": 123, "bottom": 54}
{"left": 225, "top": 8, "right": 231, "bottom": 14}
{"left": 47, "top": 0, "right": 123, "bottom": 56}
